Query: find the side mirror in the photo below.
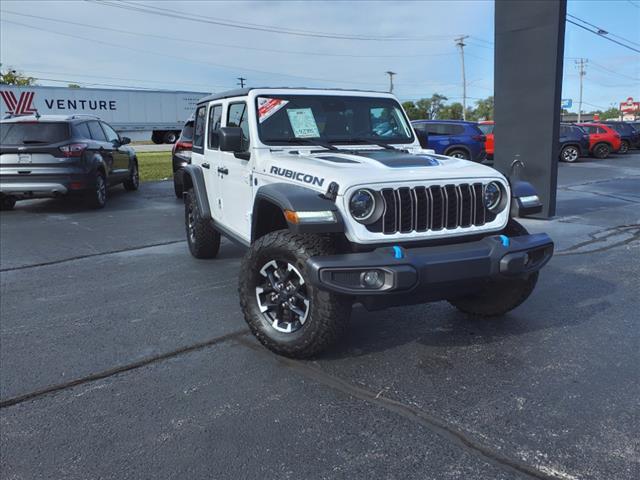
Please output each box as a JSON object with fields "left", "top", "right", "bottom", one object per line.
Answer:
{"left": 120, "top": 136, "right": 131, "bottom": 145}
{"left": 219, "top": 127, "right": 244, "bottom": 152}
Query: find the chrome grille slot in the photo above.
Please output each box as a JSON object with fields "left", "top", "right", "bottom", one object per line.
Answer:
{"left": 367, "top": 182, "right": 498, "bottom": 235}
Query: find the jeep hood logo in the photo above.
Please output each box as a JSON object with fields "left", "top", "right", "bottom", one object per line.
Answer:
{"left": 270, "top": 166, "right": 324, "bottom": 187}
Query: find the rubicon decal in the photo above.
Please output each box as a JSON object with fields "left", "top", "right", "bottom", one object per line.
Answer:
{"left": 0, "top": 91, "right": 37, "bottom": 115}
{"left": 270, "top": 166, "right": 325, "bottom": 187}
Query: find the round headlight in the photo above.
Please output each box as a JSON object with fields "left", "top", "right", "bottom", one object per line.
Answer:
{"left": 483, "top": 182, "right": 502, "bottom": 211}
{"left": 349, "top": 189, "right": 376, "bottom": 222}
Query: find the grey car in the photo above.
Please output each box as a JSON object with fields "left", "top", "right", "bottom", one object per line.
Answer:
{"left": 0, "top": 114, "right": 139, "bottom": 210}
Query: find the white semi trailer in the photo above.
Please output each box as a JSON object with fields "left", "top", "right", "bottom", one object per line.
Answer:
{"left": 0, "top": 85, "right": 209, "bottom": 143}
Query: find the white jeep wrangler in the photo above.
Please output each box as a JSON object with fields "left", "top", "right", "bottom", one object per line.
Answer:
{"left": 182, "top": 88, "right": 553, "bottom": 358}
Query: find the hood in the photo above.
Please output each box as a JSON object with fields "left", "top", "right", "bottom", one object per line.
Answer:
{"left": 259, "top": 148, "right": 505, "bottom": 194}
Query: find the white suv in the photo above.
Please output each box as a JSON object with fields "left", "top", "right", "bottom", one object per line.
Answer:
{"left": 183, "top": 87, "right": 553, "bottom": 357}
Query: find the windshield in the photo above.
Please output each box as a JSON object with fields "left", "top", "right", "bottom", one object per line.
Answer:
{"left": 0, "top": 122, "right": 69, "bottom": 145}
{"left": 256, "top": 95, "right": 414, "bottom": 146}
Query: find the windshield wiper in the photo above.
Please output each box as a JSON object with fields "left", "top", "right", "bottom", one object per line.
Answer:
{"left": 331, "top": 138, "right": 400, "bottom": 151}
{"left": 282, "top": 137, "right": 339, "bottom": 151}
{"left": 22, "top": 139, "right": 48, "bottom": 144}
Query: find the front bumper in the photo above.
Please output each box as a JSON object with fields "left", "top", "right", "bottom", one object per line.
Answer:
{"left": 307, "top": 233, "right": 553, "bottom": 309}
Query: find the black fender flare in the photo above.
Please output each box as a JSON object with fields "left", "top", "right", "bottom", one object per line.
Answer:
{"left": 252, "top": 183, "right": 344, "bottom": 241}
{"left": 182, "top": 164, "right": 212, "bottom": 219}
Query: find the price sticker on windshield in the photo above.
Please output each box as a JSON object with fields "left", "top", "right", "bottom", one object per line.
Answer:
{"left": 287, "top": 108, "right": 320, "bottom": 138}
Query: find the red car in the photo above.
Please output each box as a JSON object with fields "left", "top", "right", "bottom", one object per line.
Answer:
{"left": 478, "top": 121, "right": 494, "bottom": 159}
{"left": 578, "top": 123, "right": 621, "bottom": 159}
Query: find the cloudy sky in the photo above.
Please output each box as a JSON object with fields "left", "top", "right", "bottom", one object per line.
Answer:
{"left": 0, "top": 0, "right": 638, "bottom": 113}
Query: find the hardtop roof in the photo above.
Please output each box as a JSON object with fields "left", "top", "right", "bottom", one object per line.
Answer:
{"left": 196, "top": 87, "right": 390, "bottom": 105}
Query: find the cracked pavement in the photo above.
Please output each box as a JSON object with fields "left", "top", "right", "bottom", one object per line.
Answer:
{"left": 1, "top": 154, "right": 639, "bottom": 479}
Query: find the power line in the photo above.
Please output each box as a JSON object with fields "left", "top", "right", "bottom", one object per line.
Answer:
{"left": 0, "top": 10, "right": 459, "bottom": 59}
{"left": 627, "top": 0, "right": 640, "bottom": 9}
{"left": 567, "top": 13, "right": 640, "bottom": 47}
{"left": 566, "top": 18, "right": 640, "bottom": 53}
{"left": 0, "top": 18, "right": 387, "bottom": 88}
{"left": 589, "top": 61, "right": 640, "bottom": 82}
{"left": 89, "top": 0, "right": 456, "bottom": 42}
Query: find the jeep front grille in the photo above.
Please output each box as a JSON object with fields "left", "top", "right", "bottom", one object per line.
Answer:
{"left": 367, "top": 183, "right": 497, "bottom": 234}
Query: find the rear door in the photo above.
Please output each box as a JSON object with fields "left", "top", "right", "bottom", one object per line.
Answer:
{"left": 87, "top": 120, "right": 115, "bottom": 175}
{"left": 204, "top": 103, "right": 224, "bottom": 222}
{"left": 425, "top": 123, "right": 449, "bottom": 153}
{"left": 100, "top": 121, "right": 129, "bottom": 178}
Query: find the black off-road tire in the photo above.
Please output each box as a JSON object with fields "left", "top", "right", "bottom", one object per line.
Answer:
{"left": 123, "top": 160, "right": 139, "bottom": 191}
{"left": 239, "top": 230, "right": 352, "bottom": 358}
{"left": 184, "top": 188, "right": 220, "bottom": 259}
{"left": 619, "top": 140, "right": 629, "bottom": 154}
{"left": 560, "top": 145, "right": 580, "bottom": 163}
{"left": 0, "top": 196, "right": 17, "bottom": 211}
{"left": 86, "top": 171, "right": 107, "bottom": 209}
{"left": 448, "top": 219, "right": 538, "bottom": 317}
{"left": 592, "top": 143, "right": 611, "bottom": 159}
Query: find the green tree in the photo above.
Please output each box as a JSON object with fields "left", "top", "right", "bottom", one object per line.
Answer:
{"left": 68, "top": 83, "right": 82, "bottom": 88}
{"left": 402, "top": 101, "right": 422, "bottom": 120}
{"left": 599, "top": 107, "right": 620, "bottom": 120}
{"left": 474, "top": 96, "right": 494, "bottom": 121}
{"left": 0, "top": 64, "right": 35, "bottom": 86}
{"left": 438, "top": 102, "right": 464, "bottom": 120}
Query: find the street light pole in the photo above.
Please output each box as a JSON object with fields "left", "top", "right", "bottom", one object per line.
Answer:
{"left": 385, "top": 71, "right": 396, "bottom": 93}
{"left": 455, "top": 36, "right": 469, "bottom": 120}
{"left": 575, "top": 59, "right": 587, "bottom": 123}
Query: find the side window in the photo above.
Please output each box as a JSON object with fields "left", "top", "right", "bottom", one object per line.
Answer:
{"left": 597, "top": 127, "right": 607, "bottom": 134}
{"left": 192, "top": 106, "right": 207, "bottom": 153}
{"left": 87, "top": 121, "right": 106, "bottom": 141}
{"left": 227, "top": 102, "right": 250, "bottom": 151}
{"left": 73, "top": 122, "right": 91, "bottom": 139}
{"left": 426, "top": 123, "right": 444, "bottom": 135}
{"left": 101, "top": 122, "right": 119, "bottom": 143}
{"left": 207, "top": 105, "right": 223, "bottom": 150}
{"left": 452, "top": 125, "right": 465, "bottom": 135}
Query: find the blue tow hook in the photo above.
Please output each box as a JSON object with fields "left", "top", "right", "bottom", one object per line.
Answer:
{"left": 499, "top": 235, "right": 510, "bottom": 247}
{"left": 392, "top": 245, "right": 404, "bottom": 259}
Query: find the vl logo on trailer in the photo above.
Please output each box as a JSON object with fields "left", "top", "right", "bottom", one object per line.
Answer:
{"left": 0, "top": 90, "right": 37, "bottom": 115}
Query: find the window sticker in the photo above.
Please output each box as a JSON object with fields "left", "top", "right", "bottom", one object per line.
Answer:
{"left": 287, "top": 108, "right": 320, "bottom": 138}
{"left": 258, "top": 97, "right": 288, "bottom": 123}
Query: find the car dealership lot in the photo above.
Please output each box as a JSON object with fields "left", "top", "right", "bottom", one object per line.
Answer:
{"left": 1, "top": 155, "right": 639, "bottom": 479}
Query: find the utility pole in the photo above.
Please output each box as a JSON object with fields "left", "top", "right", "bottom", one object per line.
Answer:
{"left": 385, "top": 71, "right": 396, "bottom": 93}
{"left": 455, "top": 35, "right": 469, "bottom": 120}
{"left": 237, "top": 77, "right": 246, "bottom": 88}
{"left": 575, "top": 59, "right": 587, "bottom": 122}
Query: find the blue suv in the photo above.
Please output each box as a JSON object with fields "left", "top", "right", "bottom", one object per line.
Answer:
{"left": 559, "top": 123, "right": 590, "bottom": 162}
{"left": 411, "top": 120, "right": 486, "bottom": 162}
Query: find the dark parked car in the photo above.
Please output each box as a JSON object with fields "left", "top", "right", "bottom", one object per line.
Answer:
{"left": 0, "top": 114, "right": 138, "bottom": 210}
{"left": 559, "top": 123, "right": 590, "bottom": 162}
{"left": 172, "top": 117, "right": 194, "bottom": 198}
{"left": 411, "top": 120, "right": 486, "bottom": 162}
{"left": 602, "top": 121, "right": 640, "bottom": 153}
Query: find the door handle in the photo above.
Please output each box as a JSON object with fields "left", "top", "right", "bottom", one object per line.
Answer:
{"left": 218, "top": 167, "right": 229, "bottom": 175}
{"left": 202, "top": 163, "right": 210, "bottom": 169}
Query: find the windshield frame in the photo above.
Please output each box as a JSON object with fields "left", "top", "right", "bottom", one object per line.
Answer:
{"left": 254, "top": 94, "right": 416, "bottom": 147}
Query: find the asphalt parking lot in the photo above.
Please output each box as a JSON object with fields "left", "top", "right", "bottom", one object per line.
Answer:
{"left": 1, "top": 154, "right": 638, "bottom": 479}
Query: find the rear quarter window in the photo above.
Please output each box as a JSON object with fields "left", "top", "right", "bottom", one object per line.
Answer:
{"left": 0, "top": 122, "right": 70, "bottom": 145}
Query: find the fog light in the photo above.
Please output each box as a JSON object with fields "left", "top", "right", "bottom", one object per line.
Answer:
{"left": 361, "top": 270, "right": 384, "bottom": 289}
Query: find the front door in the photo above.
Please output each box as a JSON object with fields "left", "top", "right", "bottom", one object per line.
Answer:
{"left": 219, "top": 101, "right": 253, "bottom": 240}
{"left": 100, "top": 122, "right": 129, "bottom": 178}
